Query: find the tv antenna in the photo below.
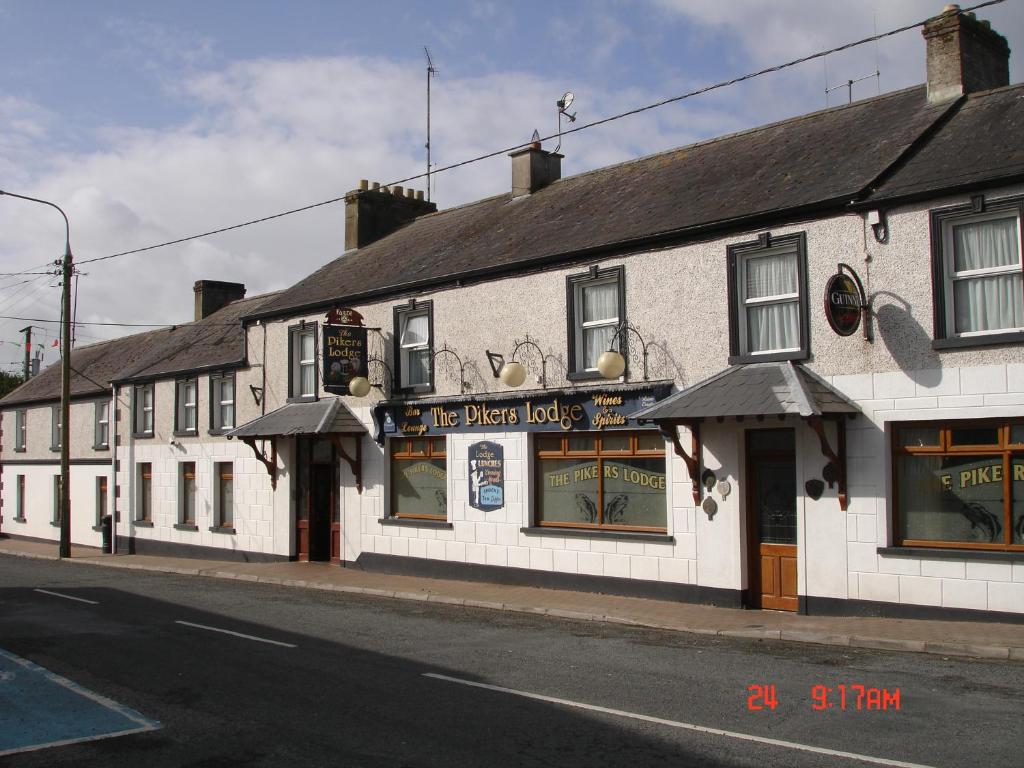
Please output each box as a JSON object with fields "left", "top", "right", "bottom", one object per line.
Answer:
{"left": 824, "top": 12, "right": 881, "bottom": 106}
{"left": 425, "top": 47, "right": 438, "bottom": 201}
{"left": 554, "top": 91, "right": 576, "bottom": 154}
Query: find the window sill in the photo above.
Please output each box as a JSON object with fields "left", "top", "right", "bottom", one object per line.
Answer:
{"left": 566, "top": 370, "right": 605, "bottom": 383}
{"left": 134, "top": 520, "right": 154, "bottom": 528}
{"left": 174, "top": 523, "right": 198, "bottom": 532}
{"left": 932, "top": 331, "right": 1024, "bottom": 350}
{"left": 132, "top": 433, "right": 155, "bottom": 440}
{"left": 12, "top": 517, "right": 26, "bottom": 524}
{"left": 286, "top": 395, "right": 319, "bottom": 404}
{"left": 520, "top": 527, "right": 673, "bottom": 543}
{"left": 92, "top": 444, "right": 109, "bottom": 451}
{"left": 207, "top": 429, "right": 232, "bottom": 437}
{"left": 878, "top": 546, "right": 1023, "bottom": 562}
{"left": 173, "top": 430, "right": 198, "bottom": 438}
{"left": 728, "top": 350, "right": 808, "bottom": 365}
{"left": 14, "top": 448, "right": 25, "bottom": 453}
{"left": 50, "top": 448, "right": 60, "bottom": 453}
{"left": 378, "top": 517, "right": 452, "bottom": 529}
{"left": 209, "top": 526, "right": 236, "bottom": 535}
{"left": 394, "top": 386, "right": 435, "bottom": 397}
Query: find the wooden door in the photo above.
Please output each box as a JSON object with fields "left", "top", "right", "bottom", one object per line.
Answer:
{"left": 746, "top": 429, "right": 798, "bottom": 611}
{"left": 296, "top": 439, "right": 311, "bottom": 561}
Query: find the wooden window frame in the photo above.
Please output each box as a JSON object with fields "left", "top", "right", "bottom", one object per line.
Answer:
{"left": 565, "top": 265, "right": 626, "bottom": 381}
{"left": 389, "top": 436, "right": 447, "bottom": 520}
{"left": 534, "top": 431, "right": 667, "bottom": 533}
{"left": 726, "top": 232, "right": 810, "bottom": 364}
{"left": 892, "top": 419, "right": 1024, "bottom": 551}
{"left": 930, "top": 194, "right": 1024, "bottom": 349}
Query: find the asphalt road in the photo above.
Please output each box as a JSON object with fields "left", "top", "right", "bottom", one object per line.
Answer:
{"left": 1, "top": 555, "right": 1021, "bottom": 768}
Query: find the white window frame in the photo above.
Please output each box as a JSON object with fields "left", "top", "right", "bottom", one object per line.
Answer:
{"left": 940, "top": 208, "right": 1023, "bottom": 338}
{"left": 211, "top": 373, "right": 235, "bottom": 431}
{"left": 214, "top": 461, "right": 234, "bottom": 529}
{"left": 573, "top": 276, "right": 621, "bottom": 373}
{"left": 290, "top": 325, "right": 317, "bottom": 399}
{"left": 176, "top": 378, "right": 198, "bottom": 434}
{"left": 50, "top": 405, "right": 61, "bottom": 451}
{"left": 177, "top": 461, "right": 197, "bottom": 526}
{"left": 737, "top": 244, "right": 802, "bottom": 356}
{"left": 396, "top": 305, "right": 432, "bottom": 390}
{"left": 134, "top": 384, "right": 154, "bottom": 436}
{"left": 136, "top": 462, "right": 152, "bottom": 522}
{"left": 94, "top": 400, "right": 110, "bottom": 449}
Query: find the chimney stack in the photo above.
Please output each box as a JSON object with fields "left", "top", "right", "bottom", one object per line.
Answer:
{"left": 923, "top": 4, "right": 1010, "bottom": 104}
{"left": 344, "top": 181, "right": 437, "bottom": 250}
{"left": 509, "top": 141, "right": 562, "bottom": 198}
{"left": 194, "top": 280, "right": 246, "bottom": 321}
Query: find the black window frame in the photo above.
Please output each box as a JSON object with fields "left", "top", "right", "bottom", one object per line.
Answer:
{"left": 136, "top": 462, "right": 152, "bottom": 523}
{"left": 393, "top": 299, "right": 434, "bottom": 394}
{"left": 287, "top": 322, "right": 319, "bottom": 402}
{"left": 14, "top": 474, "right": 26, "bottom": 521}
{"left": 566, "top": 265, "right": 626, "bottom": 381}
{"left": 132, "top": 383, "right": 155, "bottom": 438}
{"left": 727, "top": 231, "right": 810, "bottom": 364}
{"left": 209, "top": 371, "right": 236, "bottom": 434}
{"left": 14, "top": 409, "right": 26, "bottom": 452}
{"left": 93, "top": 399, "right": 110, "bottom": 450}
{"left": 929, "top": 194, "right": 1024, "bottom": 350}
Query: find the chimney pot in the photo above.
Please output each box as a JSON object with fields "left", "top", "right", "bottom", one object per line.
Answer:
{"left": 372, "top": 181, "right": 381, "bottom": 190}
{"left": 923, "top": 5, "right": 1009, "bottom": 103}
{"left": 393, "top": 185, "right": 403, "bottom": 197}
{"left": 359, "top": 179, "right": 369, "bottom": 191}
{"left": 416, "top": 190, "right": 424, "bottom": 201}
{"left": 344, "top": 179, "right": 438, "bottom": 250}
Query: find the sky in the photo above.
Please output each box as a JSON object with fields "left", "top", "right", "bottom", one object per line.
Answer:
{"left": 1, "top": 0, "right": 1022, "bottom": 376}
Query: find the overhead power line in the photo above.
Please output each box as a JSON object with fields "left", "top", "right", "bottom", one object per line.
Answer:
{"left": 0, "top": 314, "right": 238, "bottom": 328}
{"left": 16, "top": 0, "right": 1005, "bottom": 271}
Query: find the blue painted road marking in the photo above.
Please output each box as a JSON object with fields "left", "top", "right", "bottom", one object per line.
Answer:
{"left": 0, "top": 648, "right": 160, "bottom": 756}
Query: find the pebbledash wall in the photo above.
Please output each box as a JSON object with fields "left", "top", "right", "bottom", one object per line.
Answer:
{"left": 243, "top": 181, "right": 1024, "bottom": 619}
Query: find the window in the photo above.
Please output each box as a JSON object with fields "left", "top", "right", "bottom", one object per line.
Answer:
{"left": 214, "top": 462, "right": 234, "bottom": 529}
{"left": 390, "top": 437, "right": 447, "bottom": 519}
{"left": 52, "top": 475, "right": 62, "bottom": 525}
{"left": 133, "top": 384, "right": 154, "bottom": 436}
{"left": 534, "top": 431, "right": 666, "bottom": 532}
{"left": 95, "top": 476, "right": 108, "bottom": 527}
{"left": 15, "top": 410, "right": 26, "bottom": 451}
{"left": 893, "top": 420, "right": 1024, "bottom": 551}
{"left": 567, "top": 266, "right": 624, "bottom": 377}
{"left": 931, "top": 197, "right": 1023, "bottom": 345}
{"left": 175, "top": 378, "right": 198, "bottom": 434}
{"left": 289, "top": 324, "right": 317, "bottom": 399}
{"left": 178, "top": 462, "right": 197, "bottom": 527}
{"left": 137, "top": 462, "right": 152, "bottom": 523}
{"left": 727, "top": 232, "right": 809, "bottom": 362}
{"left": 50, "top": 405, "right": 61, "bottom": 451}
{"left": 94, "top": 400, "right": 110, "bottom": 449}
{"left": 210, "top": 373, "right": 235, "bottom": 432}
{"left": 15, "top": 475, "right": 25, "bottom": 521}
{"left": 394, "top": 301, "right": 432, "bottom": 391}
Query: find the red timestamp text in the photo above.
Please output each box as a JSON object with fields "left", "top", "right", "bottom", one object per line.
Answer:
{"left": 746, "top": 684, "right": 901, "bottom": 711}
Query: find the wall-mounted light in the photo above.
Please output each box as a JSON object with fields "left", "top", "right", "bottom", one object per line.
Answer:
{"left": 487, "top": 335, "right": 552, "bottom": 388}
{"left": 866, "top": 209, "right": 888, "bottom": 244}
{"left": 348, "top": 356, "right": 394, "bottom": 398}
{"left": 597, "top": 322, "right": 651, "bottom": 381}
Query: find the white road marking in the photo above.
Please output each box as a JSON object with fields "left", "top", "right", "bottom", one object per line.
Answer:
{"left": 174, "top": 620, "right": 297, "bottom": 648}
{"left": 33, "top": 588, "right": 98, "bottom": 605}
{"left": 0, "top": 726, "right": 158, "bottom": 757}
{"left": 423, "top": 673, "right": 938, "bottom": 768}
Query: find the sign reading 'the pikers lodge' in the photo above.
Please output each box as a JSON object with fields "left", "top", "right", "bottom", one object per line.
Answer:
{"left": 322, "top": 308, "right": 367, "bottom": 394}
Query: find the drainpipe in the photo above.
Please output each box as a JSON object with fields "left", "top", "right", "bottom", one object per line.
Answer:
{"left": 109, "top": 385, "right": 118, "bottom": 554}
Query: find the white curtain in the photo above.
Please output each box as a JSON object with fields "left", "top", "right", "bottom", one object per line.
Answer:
{"left": 744, "top": 252, "right": 798, "bottom": 352}
{"left": 584, "top": 326, "right": 616, "bottom": 368}
{"left": 299, "top": 332, "right": 315, "bottom": 395}
{"left": 405, "top": 348, "right": 429, "bottom": 385}
{"left": 582, "top": 282, "right": 618, "bottom": 368}
{"left": 953, "top": 218, "right": 1023, "bottom": 333}
{"left": 401, "top": 313, "right": 429, "bottom": 345}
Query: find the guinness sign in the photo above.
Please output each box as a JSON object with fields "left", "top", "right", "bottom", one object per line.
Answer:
{"left": 823, "top": 266, "right": 866, "bottom": 337}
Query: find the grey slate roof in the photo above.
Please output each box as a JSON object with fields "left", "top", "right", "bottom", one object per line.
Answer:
{"left": 249, "top": 84, "right": 992, "bottom": 320}
{"left": 0, "top": 292, "right": 278, "bottom": 408}
{"left": 866, "top": 85, "right": 1024, "bottom": 203}
{"left": 631, "top": 362, "right": 858, "bottom": 421}
{"left": 227, "top": 398, "right": 365, "bottom": 439}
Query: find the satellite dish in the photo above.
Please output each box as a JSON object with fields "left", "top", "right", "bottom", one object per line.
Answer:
{"left": 559, "top": 91, "right": 574, "bottom": 110}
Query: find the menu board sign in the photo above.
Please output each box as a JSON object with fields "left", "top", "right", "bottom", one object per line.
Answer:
{"left": 469, "top": 441, "right": 504, "bottom": 511}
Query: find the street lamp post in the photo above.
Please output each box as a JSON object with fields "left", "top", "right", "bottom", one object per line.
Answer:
{"left": 1, "top": 190, "right": 74, "bottom": 558}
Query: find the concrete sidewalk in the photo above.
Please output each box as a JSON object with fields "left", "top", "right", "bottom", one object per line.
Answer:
{"left": 3, "top": 536, "right": 1022, "bottom": 662}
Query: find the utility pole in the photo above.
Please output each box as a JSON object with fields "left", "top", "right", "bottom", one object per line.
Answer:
{"left": 19, "top": 326, "right": 31, "bottom": 381}
{"left": 1, "top": 190, "right": 74, "bottom": 559}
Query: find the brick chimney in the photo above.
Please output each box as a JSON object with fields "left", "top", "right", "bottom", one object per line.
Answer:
{"left": 194, "top": 280, "right": 246, "bottom": 321}
{"left": 923, "top": 4, "right": 1010, "bottom": 104}
{"left": 510, "top": 141, "right": 562, "bottom": 198}
{"left": 344, "top": 181, "right": 437, "bottom": 250}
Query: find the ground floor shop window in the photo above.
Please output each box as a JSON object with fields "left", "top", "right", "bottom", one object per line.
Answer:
{"left": 137, "top": 463, "right": 152, "bottom": 523}
{"left": 893, "top": 420, "right": 1024, "bottom": 550}
{"left": 215, "top": 462, "right": 233, "bottom": 529}
{"left": 535, "top": 431, "right": 666, "bottom": 531}
{"left": 390, "top": 437, "right": 447, "bottom": 519}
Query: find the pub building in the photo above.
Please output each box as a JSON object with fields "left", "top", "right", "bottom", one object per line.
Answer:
{"left": 2, "top": 6, "right": 1022, "bottom": 621}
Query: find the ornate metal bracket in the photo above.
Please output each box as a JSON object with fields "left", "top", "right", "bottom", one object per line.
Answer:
{"left": 429, "top": 344, "right": 470, "bottom": 393}
{"left": 240, "top": 436, "right": 277, "bottom": 490}
{"left": 607, "top": 321, "right": 651, "bottom": 381}
{"left": 659, "top": 421, "right": 701, "bottom": 505}
{"left": 365, "top": 355, "right": 394, "bottom": 398}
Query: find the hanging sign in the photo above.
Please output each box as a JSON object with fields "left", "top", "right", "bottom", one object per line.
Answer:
{"left": 322, "top": 308, "right": 368, "bottom": 394}
{"left": 823, "top": 264, "right": 867, "bottom": 337}
{"left": 469, "top": 441, "right": 504, "bottom": 511}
